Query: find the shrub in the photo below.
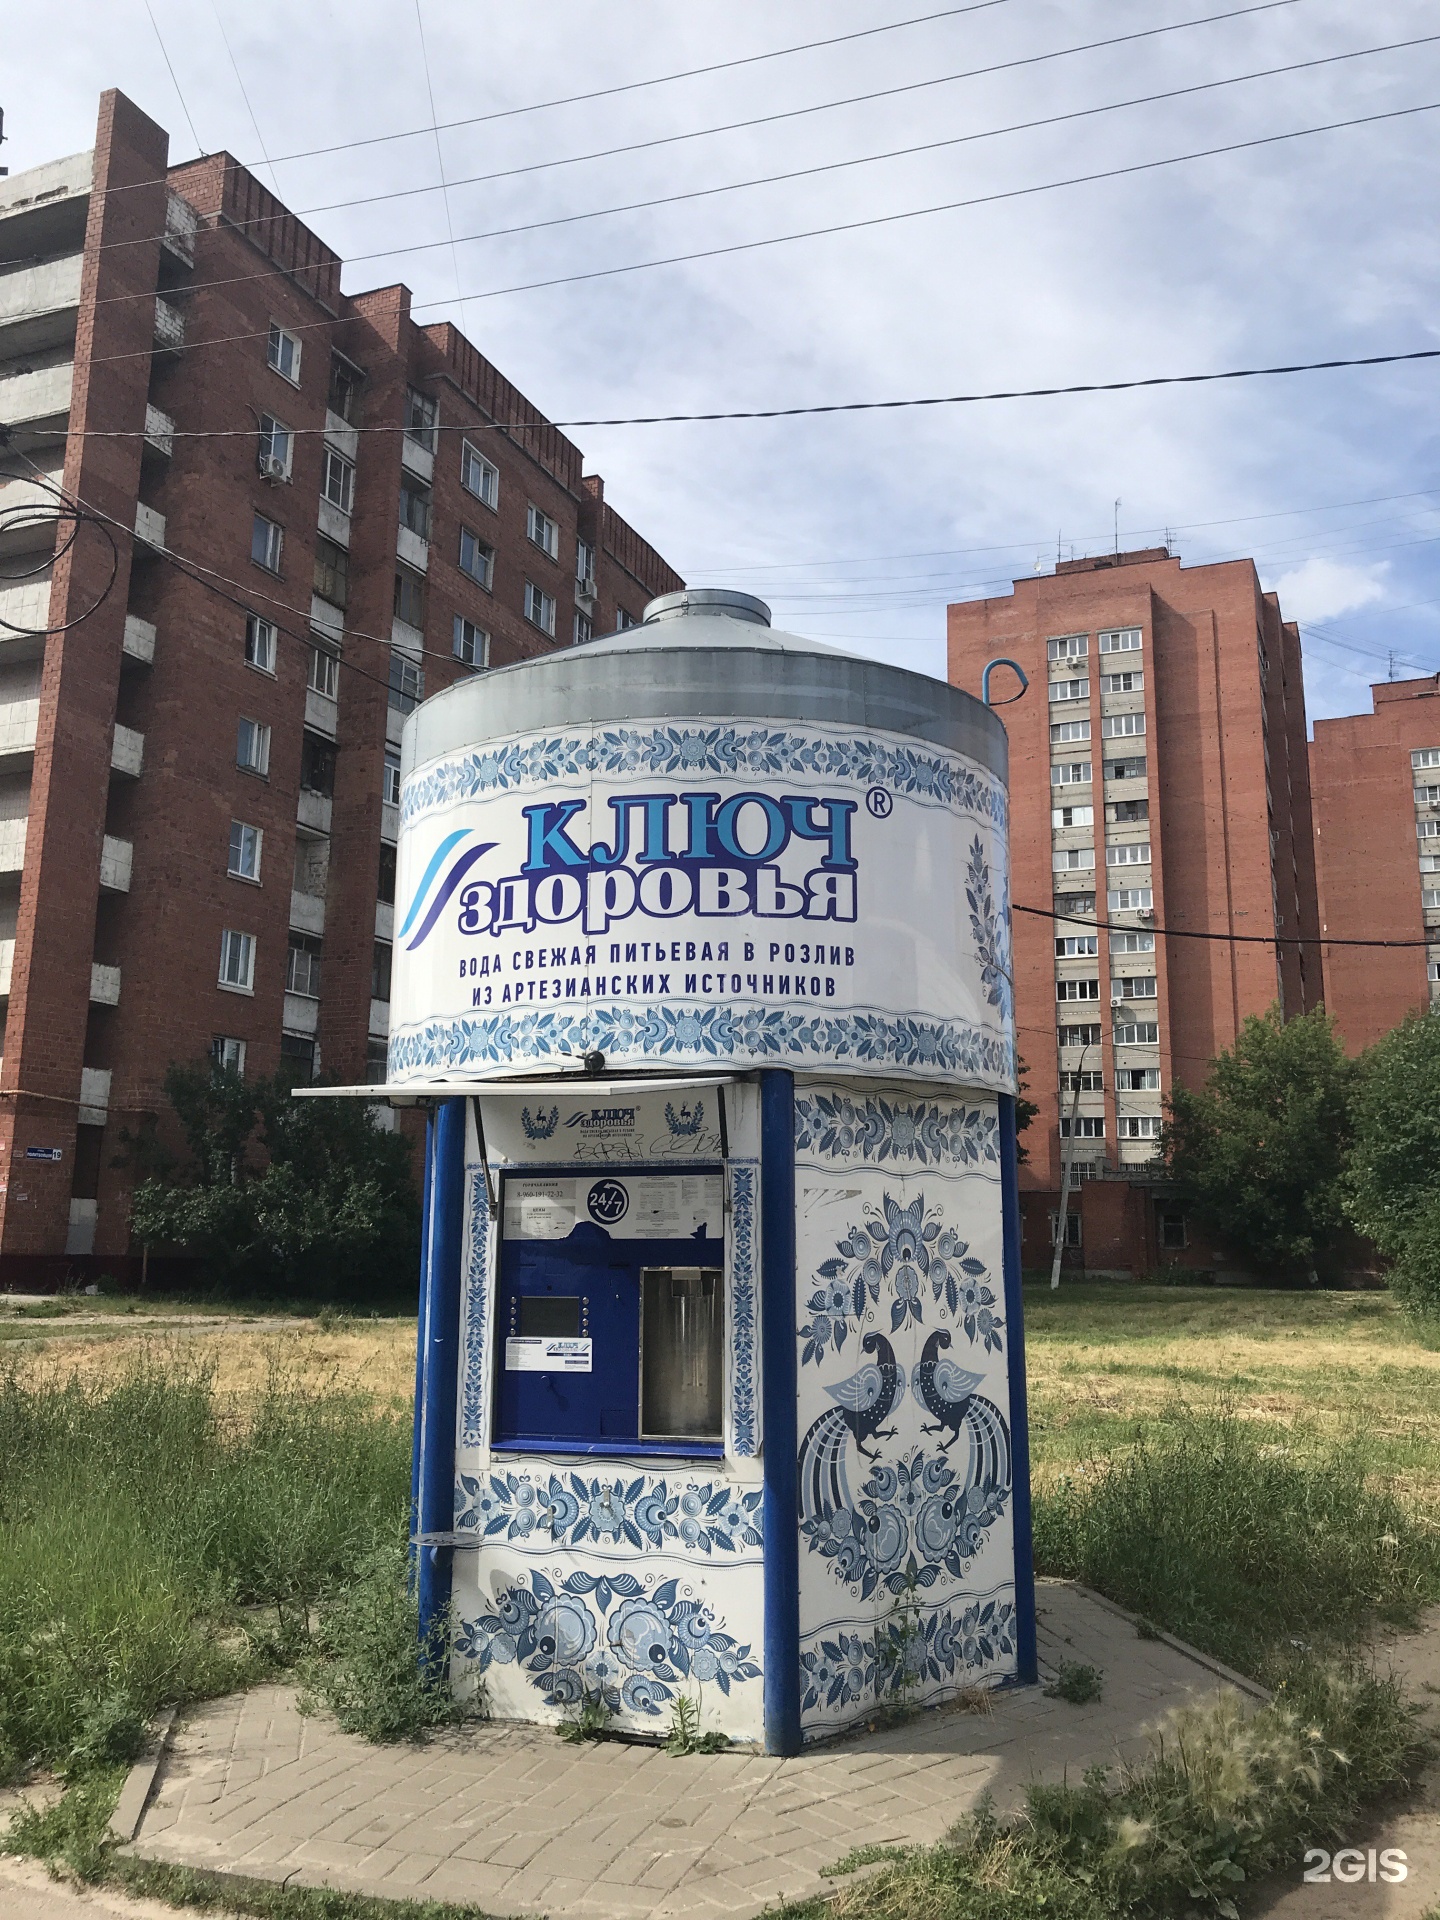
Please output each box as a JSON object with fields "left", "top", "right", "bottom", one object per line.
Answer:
{"left": 1032, "top": 1407, "right": 1440, "bottom": 1680}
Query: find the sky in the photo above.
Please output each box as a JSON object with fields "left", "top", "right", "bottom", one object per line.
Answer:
{"left": 4, "top": 0, "right": 1439, "bottom": 723}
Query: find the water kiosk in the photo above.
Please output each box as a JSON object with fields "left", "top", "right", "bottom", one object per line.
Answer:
{"left": 380, "top": 589, "right": 1032, "bottom": 1751}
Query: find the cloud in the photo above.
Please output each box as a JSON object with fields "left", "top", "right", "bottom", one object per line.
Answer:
{"left": 1270, "top": 557, "right": 1389, "bottom": 625}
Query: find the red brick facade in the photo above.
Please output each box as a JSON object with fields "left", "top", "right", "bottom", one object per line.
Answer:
{"left": 0, "top": 92, "right": 682, "bottom": 1276}
{"left": 1310, "top": 678, "right": 1440, "bottom": 1053}
{"left": 948, "top": 550, "right": 1320, "bottom": 1275}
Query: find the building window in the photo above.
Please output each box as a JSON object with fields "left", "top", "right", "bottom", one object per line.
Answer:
{"left": 1113, "top": 930, "right": 1155, "bottom": 953}
{"left": 1050, "top": 1210, "right": 1082, "bottom": 1247}
{"left": 1118, "top": 1115, "right": 1162, "bottom": 1139}
{"left": 1104, "top": 756, "right": 1147, "bottom": 781}
{"left": 576, "top": 538, "right": 594, "bottom": 583}
{"left": 1106, "top": 842, "right": 1151, "bottom": 866}
{"left": 309, "top": 646, "right": 340, "bottom": 700}
{"left": 267, "top": 322, "right": 301, "bottom": 385}
{"left": 526, "top": 503, "right": 560, "bottom": 559}
{"left": 1116, "top": 1067, "right": 1162, "bottom": 1090}
{"left": 1054, "top": 892, "right": 1096, "bottom": 916}
{"left": 1421, "top": 854, "right": 1440, "bottom": 874}
{"left": 1114, "top": 1020, "right": 1160, "bottom": 1045}
{"left": 1102, "top": 712, "right": 1146, "bottom": 739}
{"left": 1108, "top": 798, "right": 1148, "bottom": 823}
{"left": 1047, "top": 634, "right": 1088, "bottom": 662}
{"left": 1051, "top": 761, "right": 1092, "bottom": 787}
{"left": 244, "top": 613, "right": 276, "bottom": 674}
{"left": 1053, "top": 848, "right": 1095, "bottom": 872}
{"left": 286, "top": 931, "right": 322, "bottom": 998}
{"left": 1424, "top": 888, "right": 1440, "bottom": 909}
{"left": 372, "top": 940, "right": 393, "bottom": 1001}
{"left": 458, "top": 526, "right": 493, "bottom": 587}
{"left": 1113, "top": 974, "right": 1159, "bottom": 1000}
{"left": 300, "top": 730, "right": 336, "bottom": 796}
{"left": 1058, "top": 1022, "right": 1102, "bottom": 1047}
{"left": 1098, "top": 627, "right": 1142, "bottom": 653}
{"left": 327, "top": 352, "right": 362, "bottom": 422}
{"left": 1109, "top": 887, "right": 1154, "bottom": 912}
{"left": 1100, "top": 669, "right": 1143, "bottom": 693}
{"left": 1055, "top": 935, "right": 1098, "bottom": 956}
{"left": 1060, "top": 1116, "right": 1105, "bottom": 1139}
{"left": 383, "top": 749, "right": 401, "bottom": 806}
{"left": 453, "top": 615, "right": 489, "bottom": 667}
{"left": 280, "top": 1032, "right": 317, "bottom": 1079}
{"left": 211, "top": 1035, "right": 247, "bottom": 1076}
{"left": 615, "top": 608, "right": 638, "bottom": 630}
{"left": 251, "top": 513, "right": 283, "bottom": 574}
{"left": 1056, "top": 978, "right": 1100, "bottom": 1002}
{"left": 404, "top": 385, "right": 437, "bottom": 452}
{"left": 399, "top": 479, "right": 432, "bottom": 541}
{"left": 378, "top": 841, "right": 396, "bottom": 904}
{"left": 236, "top": 717, "right": 270, "bottom": 776}
{"left": 574, "top": 611, "right": 592, "bottom": 645}
{"left": 366, "top": 1038, "right": 389, "bottom": 1084}
{"left": 219, "top": 928, "right": 255, "bottom": 992}
{"left": 1049, "top": 677, "right": 1089, "bottom": 702}
{"left": 1052, "top": 804, "right": 1093, "bottom": 828}
{"left": 1419, "top": 820, "right": 1440, "bottom": 841}
{"left": 322, "top": 446, "right": 355, "bottom": 514}
{"left": 313, "top": 535, "right": 349, "bottom": 608}
{"left": 1417, "top": 785, "right": 1440, "bottom": 807}
{"left": 1050, "top": 720, "right": 1091, "bottom": 744}
{"left": 389, "top": 654, "right": 423, "bottom": 714}
{"left": 460, "top": 440, "right": 498, "bottom": 506}
{"left": 258, "top": 413, "right": 293, "bottom": 480}
{"left": 394, "top": 567, "right": 426, "bottom": 629}
{"left": 228, "top": 820, "right": 261, "bottom": 882}
{"left": 1413, "top": 748, "right": 1440, "bottom": 769}
{"left": 1429, "top": 960, "right": 1440, "bottom": 983}
{"left": 524, "top": 581, "right": 557, "bottom": 636}
{"left": 1158, "top": 1209, "right": 1187, "bottom": 1250}
{"left": 1060, "top": 1069, "right": 1103, "bottom": 1092}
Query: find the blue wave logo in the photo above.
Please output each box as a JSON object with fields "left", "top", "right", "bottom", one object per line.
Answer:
{"left": 398, "top": 830, "right": 496, "bottom": 950}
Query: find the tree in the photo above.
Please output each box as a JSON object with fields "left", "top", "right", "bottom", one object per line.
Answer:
{"left": 127, "top": 1062, "right": 420, "bottom": 1300}
{"left": 1014, "top": 1056, "right": 1039, "bottom": 1165}
{"left": 1347, "top": 1014, "right": 1440, "bottom": 1311}
{"left": 1161, "top": 1005, "right": 1356, "bottom": 1275}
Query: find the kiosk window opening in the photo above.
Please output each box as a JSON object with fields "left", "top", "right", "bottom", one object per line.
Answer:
{"left": 641, "top": 1267, "right": 722, "bottom": 1440}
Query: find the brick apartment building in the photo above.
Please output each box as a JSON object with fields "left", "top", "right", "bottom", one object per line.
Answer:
{"left": 0, "top": 90, "right": 682, "bottom": 1277}
{"left": 1310, "top": 677, "right": 1440, "bottom": 1052}
{"left": 948, "top": 548, "right": 1320, "bottom": 1275}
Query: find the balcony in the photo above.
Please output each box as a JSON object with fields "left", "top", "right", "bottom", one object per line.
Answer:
{"left": 369, "top": 998, "right": 391, "bottom": 1039}
{"left": 0, "top": 817, "right": 27, "bottom": 873}
{"left": 89, "top": 962, "right": 120, "bottom": 1005}
{"left": 0, "top": 253, "right": 82, "bottom": 358}
{"left": 78, "top": 1066, "right": 111, "bottom": 1124}
{"left": 122, "top": 614, "right": 156, "bottom": 664}
{"left": 283, "top": 992, "right": 319, "bottom": 1035}
{"left": 133, "top": 502, "right": 165, "bottom": 551}
{"left": 0, "top": 694, "right": 39, "bottom": 768}
{"left": 153, "top": 297, "right": 185, "bottom": 354}
{"left": 0, "top": 936, "right": 12, "bottom": 996}
{"left": 324, "top": 409, "right": 359, "bottom": 463}
{"left": 309, "top": 593, "right": 343, "bottom": 644}
{"left": 381, "top": 800, "right": 400, "bottom": 843}
{"left": 110, "top": 723, "right": 144, "bottom": 778}
{"left": 296, "top": 789, "right": 332, "bottom": 834}
{"left": 162, "top": 192, "right": 198, "bottom": 266}
{"left": 290, "top": 888, "right": 325, "bottom": 935}
{"left": 0, "top": 466, "right": 64, "bottom": 560}
{"left": 99, "top": 835, "right": 132, "bottom": 892}
{"left": 0, "top": 360, "right": 74, "bottom": 435}
{"left": 317, "top": 497, "right": 350, "bottom": 547}
{"left": 400, "top": 433, "right": 434, "bottom": 485}
{"left": 375, "top": 900, "right": 394, "bottom": 941}
{"left": 0, "top": 576, "right": 49, "bottom": 641}
{"left": 304, "top": 687, "right": 337, "bottom": 738}
{"left": 142, "top": 404, "right": 175, "bottom": 459}
{"left": 396, "top": 524, "right": 429, "bottom": 573}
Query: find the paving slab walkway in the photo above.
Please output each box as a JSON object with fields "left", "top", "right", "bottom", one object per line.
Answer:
{"left": 123, "top": 1580, "right": 1258, "bottom": 1919}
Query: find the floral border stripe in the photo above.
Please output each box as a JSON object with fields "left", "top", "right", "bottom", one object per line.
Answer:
{"left": 455, "top": 1468, "right": 762, "bottom": 1555}
{"left": 794, "top": 1091, "right": 999, "bottom": 1167}
{"left": 391, "top": 1005, "right": 1014, "bottom": 1085}
{"left": 729, "top": 1164, "right": 759, "bottom": 1456}
{"left": 402, "top": 723, "right": 1008, "bottom": 831}
{"left": 799, "top": 1594, "right": 1017, "bottom": 1717}
{"left": 458, "top": 1171, "right": 490, "bottom": 1450}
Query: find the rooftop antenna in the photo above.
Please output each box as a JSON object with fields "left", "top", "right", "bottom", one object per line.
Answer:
{"left": 1056, "top": 529, "right": 1062, "bottom": 567}
{"left": 1388, "top": 649, "right": 1397, "bottom": 682}
{"left": 1114, "top": 498, "right": 1121, "bottom": 556}
{"left": 0, "top": 107, "right": 8, "bottom": 178}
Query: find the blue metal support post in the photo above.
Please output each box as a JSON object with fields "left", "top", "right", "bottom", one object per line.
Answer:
{"left": 998, "top": 1092, "right": 1038, "bottom": 1684}
{"left": 415, "top": 1096, "right": 467, "bottom": 1668}
{"left": 759, "top": 1068, "right": 801, "bottom": 1754}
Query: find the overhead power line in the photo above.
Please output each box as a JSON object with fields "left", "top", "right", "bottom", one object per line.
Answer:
{"left": 1014, "top": 903, "right": 1433, "bottom": 950}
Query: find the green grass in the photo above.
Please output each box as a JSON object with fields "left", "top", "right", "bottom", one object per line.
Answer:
{"left": 0, "top": 1354, "right": 410, "bottom": 1783}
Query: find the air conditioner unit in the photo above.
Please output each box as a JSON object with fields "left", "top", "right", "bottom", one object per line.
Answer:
{"left": 1137, "top": 908, "right": 1156, "bottom": 922}
{"left": 576, "top": 573, "right": 598, "bottom": 604}
{"left": 258, "top": 453, "right": 288, "bottom": 482}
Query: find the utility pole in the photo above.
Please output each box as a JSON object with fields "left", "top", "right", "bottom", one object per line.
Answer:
{"left": 1049, "top": 1041, "right": 1094, "bottom": 1290}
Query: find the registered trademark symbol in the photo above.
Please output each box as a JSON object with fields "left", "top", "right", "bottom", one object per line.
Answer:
{"left": 866, "top": 787, "right": 893, "bottom": 818}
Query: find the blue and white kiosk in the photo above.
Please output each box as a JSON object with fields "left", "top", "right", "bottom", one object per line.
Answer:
{"left": 376, "top": 588, "right": 1033, "bottom": 1752}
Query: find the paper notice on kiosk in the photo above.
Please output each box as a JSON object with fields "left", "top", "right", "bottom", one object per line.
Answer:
{"left": 504, "top": 1180, "right": 577, "bottom": 1239}
{"left": 505, "top": 1337, "right": 593, "bottom": 1372}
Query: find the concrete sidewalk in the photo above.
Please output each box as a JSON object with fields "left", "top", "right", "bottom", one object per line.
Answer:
{"left": 120, "top": 1580, "right": 1259, "bottom": 1919}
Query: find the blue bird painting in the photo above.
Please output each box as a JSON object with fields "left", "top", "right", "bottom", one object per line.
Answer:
{"left": 797, "top": 1331, "right": 905, "bottom": 1523}
{"left": 912, "top": 1328, "right": 1010, "bottom": 1489}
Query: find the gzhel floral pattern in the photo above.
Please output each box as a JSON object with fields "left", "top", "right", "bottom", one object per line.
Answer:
{"left": 799, "top": 1191, "right": 1004, "bottom": 1364}
{"left": 456, "top": 1569, "right": 761, "bottom": 1714}
{"left": 794, "top": 1092, "right": 999, "bottom": 1168}
{"left": 799, "top": 1597, "right": 1017, "bottom": 1713}
{"left": 729, "top": 1163, "right": 759, "bottom": 1455}
{"left": 798, "top": 1445, "right": 1011, "bottom": 1601}
{"left": 455, "top": 1469, "right": 762, "bottom": 1556}
{"left": 965, "top": 835, "right": 1013, "bottom": 1021}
